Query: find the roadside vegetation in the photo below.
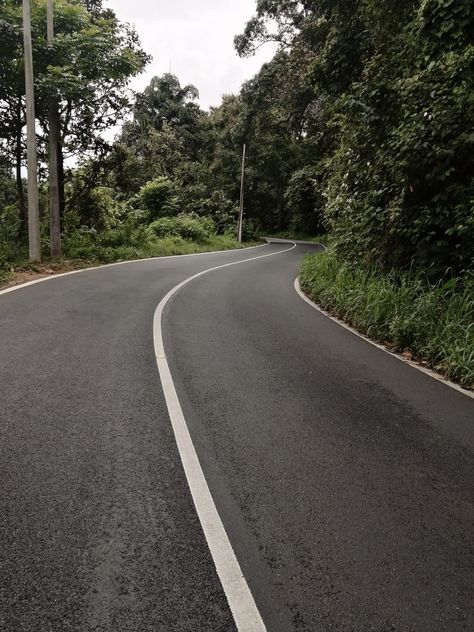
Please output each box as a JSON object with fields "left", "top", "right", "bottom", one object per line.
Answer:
{"left": 1, "top": 0, "right": 472, "bottom": 384}
{"left": 301, "top": 253, "right": 474, "bottom": 388}
{"left": 0, "top": 212, "right": 245, "bottom": 285}
{"left": 0, "top": 235, "right": 245, "bottom": 285}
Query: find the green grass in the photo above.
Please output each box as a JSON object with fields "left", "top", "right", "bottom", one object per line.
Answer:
{"left": 59, "top": 222, "right": 253, "bottom": 263}
{"left": 300, "top": 251, "right": 474, "bottom": 389}
{"left": 0, "top": 268, "right": 11, "bottom": 283}
{"left": 61, "top": 234, "right": 247, "bottom": 263}
{"left": 0, "top": 234, "right": 253, "bottom": 287}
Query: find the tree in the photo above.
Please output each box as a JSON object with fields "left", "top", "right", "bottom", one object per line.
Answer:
{"left": 139, "top": 177, "right": 178, "bottom": 220}
{"left": 132, "top": 74, "right": 204, "bottom": 158}
{"left": 0, "top": 1, "right": 28, "bottom": 228}
{"left": 234, "top": 0, "right": 474, "bottom": 274}
{"left": 0, "top": 0, "right": 150, "bottom": 243}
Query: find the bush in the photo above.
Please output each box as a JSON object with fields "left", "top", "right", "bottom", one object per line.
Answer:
{"left": 0, "top": 204, "right": 21, "bottom": 244}
{"left": 61, "top": 228, "right": 147, "bottom": 263}
{"left": 139, "top": 177, "right": 179, "bottom": 219}
{"left": 147, "top": 213, "right": 215, "bottom": 243}
{"left": 322, "top": 9, "right": 474, "bottom": 276}
{"left": 199, "top": 190, "right": 238, "bottom": 234}
{"left": 0, "top": 204, "right": 24, "bottom": 277}
{"left": 67, "top": 186, "right": 120, "bottom": 231}
{"left": 300, "top": 251, "right": 474, "bottom": 388}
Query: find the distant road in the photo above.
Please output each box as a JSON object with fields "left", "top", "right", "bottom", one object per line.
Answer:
{"left": 1, "top": 242, "right": 473, "bottom": 631}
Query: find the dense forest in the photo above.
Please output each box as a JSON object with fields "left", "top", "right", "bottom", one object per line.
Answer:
{"left": 1, "top": 0, "right": 473, "bottom": 384}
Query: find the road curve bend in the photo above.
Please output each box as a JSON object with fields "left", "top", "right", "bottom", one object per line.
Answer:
{"left": 1, "top": 242, "right": 473, "bottom": 632}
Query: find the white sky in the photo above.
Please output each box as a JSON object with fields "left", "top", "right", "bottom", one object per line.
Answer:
{"left": 107, "top": 0, "right": 275, "bottom": 110}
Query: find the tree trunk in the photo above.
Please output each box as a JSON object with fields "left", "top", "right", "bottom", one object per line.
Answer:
{"left": 47, "top": 0, "right": 61, "bottom": 258}
{"left": 48, "top": 97, "right": 61, "bottom": 257}
{"left": 15, "top": 118, "right": 26, "bottom": 240}
{"left": 58, "top": 141, "right": 65, "bottom": 221}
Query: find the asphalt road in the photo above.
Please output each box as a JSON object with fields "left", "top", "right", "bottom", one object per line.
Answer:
{"left": 1, "top": 243, "right": 473, "bottom": 631}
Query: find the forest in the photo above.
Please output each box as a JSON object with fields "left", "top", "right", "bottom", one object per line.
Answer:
{"left": 0, "top": 0, "right": 473, "bottom": 385}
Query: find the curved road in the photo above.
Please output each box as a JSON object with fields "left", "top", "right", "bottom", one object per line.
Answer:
{"left": 1, "top": 243, "right": 473, "bottom": 631}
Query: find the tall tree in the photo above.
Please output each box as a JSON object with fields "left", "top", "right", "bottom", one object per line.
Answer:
{"left": 235, "top": 0, "right": 474, "bottom": 273}
{"left": 0, "top": 0, "right": 150, "bottom": 243}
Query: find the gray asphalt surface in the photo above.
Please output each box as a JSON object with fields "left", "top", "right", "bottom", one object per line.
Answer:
{"left": 1, "top": 243, "right": 473, "bottom": 631}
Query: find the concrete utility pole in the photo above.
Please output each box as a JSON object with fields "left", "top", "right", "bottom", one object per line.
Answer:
{"left": 238, "top": 143, "right": 246, "bottom": 244}
{"left": 47, "top": 0, "right": 61, "bottom": 258}
{"left": 22, "top": 0, "right": 41, "bottom": 262}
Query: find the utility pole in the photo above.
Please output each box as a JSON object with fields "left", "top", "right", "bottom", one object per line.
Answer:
{"left": 22, "top": 0, "right": 41, "bottom": 262}
{"left": 47, "top": 0, "right": 61, "bottom": 257}
{"left": 238, "top": 143, "right": 246, "bottom": 244}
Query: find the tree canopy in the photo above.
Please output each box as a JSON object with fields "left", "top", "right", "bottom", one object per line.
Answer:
{"left": 0, "top": 0, "right": 149, "bottom": 229}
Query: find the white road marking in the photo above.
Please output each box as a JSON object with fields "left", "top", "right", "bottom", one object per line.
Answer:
{"left": 0, "top": 243, "right": 268, "bottom": 298}
{"left": 263, "top": 236, "right": 327, "bottom": 251}
{"left": 294, "top": 277, "right": 474, "bottom": 400}
{"left": 153, "top": 243, "right": 296, "bottom": 632}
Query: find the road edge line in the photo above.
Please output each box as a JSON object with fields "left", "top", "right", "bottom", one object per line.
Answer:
{"left": 0, "top": 243, "right": 268, "bottom": 298}
{"left": 153, "top": 243, "right": 296, "bottom": 632}
{"left": 294, "top": 277, "right": 474, "bottom": 400}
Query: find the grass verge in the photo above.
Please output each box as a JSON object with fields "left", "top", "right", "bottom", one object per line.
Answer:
{"left": 0, "top": 235, "right": 253, "bottom": 290}
{"left": 299, "top": 251, "right": 474, "bottom": 389}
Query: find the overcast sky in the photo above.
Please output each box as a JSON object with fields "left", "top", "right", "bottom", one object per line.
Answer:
{"left": 107, "top": 0, "right": 275, "bottom": 110}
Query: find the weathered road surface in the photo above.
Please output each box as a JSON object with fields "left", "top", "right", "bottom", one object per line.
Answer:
{"left": 1, "top": 243, "right": 473, "bottom": 631}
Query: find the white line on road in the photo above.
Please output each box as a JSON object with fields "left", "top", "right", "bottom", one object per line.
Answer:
{"left": 294, "top": 277, "right": 474, "bottom": 400}
{"left": 153, "top": 243, "right": 296, "bottom": 632}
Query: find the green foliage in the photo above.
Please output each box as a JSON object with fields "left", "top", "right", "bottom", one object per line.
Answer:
{"left": 0, "top": 159, "right": 23, "bottom": 274}
{"left": 0, "top": 204, "right": 23, "bottom": 275}
{"left": 109, "top": 74, "right": 205, "bottom": 199}
{"left": 300, "top": 252, "right": 474, "bottom": 387}
{"left": 134, "top": 74, "right": 202, "bottom": 139}
{"left": 195, "top": 190, "right": 238, "bottom": 234}
{"left": 68, "top": 185, "right": 120, "bottom": 230}
{"left": 324, "top": 38, "right": 474, "bottom": 275}
{"left": 147, "top": 213, "right": 215, "bottom": 243}
{"left": 236, "top": 0, "right": 474, "bottom": 274}
{"left": 0, "top": 0, "right": 149, "bottom": 244}
{"left": 3, "top": 0, "right": 473, "bottom": 318}
{"left": 145, "top": 234, "right": 243, "bottom": 257}
{"left": 284, "top": 166, "right": 325, "bottom": 235}
{"left": 417, "top": 0, "right": 474, "bottom": 54}
{"left": 56, "top": 220, "right": 240, "bottom": 264}
{"left": 0, "top": 203, "right": 20, "bottom": 243}
{"left": 0, "top": 159, "right": 17, "bottom": 209}
{"left": 139, "top": 177, "right": 179, "bottom": 219}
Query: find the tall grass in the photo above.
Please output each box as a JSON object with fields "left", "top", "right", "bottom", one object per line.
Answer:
{"left": 300, "top": 252, "right": 474, "bottom": 388}
{"left": 61, "top": 232, "right": 244, "bottom": 263}
{"left": 0, "top": 232, "right": 247, "bottom": 286}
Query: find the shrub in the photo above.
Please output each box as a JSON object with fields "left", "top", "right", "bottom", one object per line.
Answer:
{"left": 0, "top": 204, "right": 21, "bottom": 243}
{"left": 147, "top": 213, "right": 215, "bottom": 243}
{"left": 0, "top": 204, "right": 24, "bottom": 276}
{"left": 69, "top": 186, "right": 120, "bottom": 231}
{"left": 139, "top": 177, "right": 179, "bottom": 219}
{"left": 199, "top": 190, "right": 238, "bottom": 234}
